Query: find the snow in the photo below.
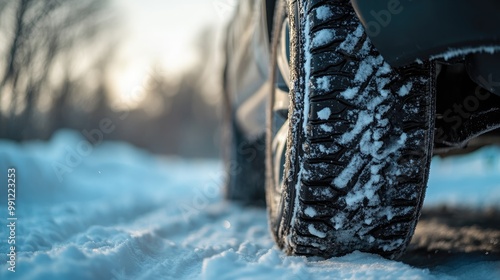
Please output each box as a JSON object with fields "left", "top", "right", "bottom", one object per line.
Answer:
{"left": 320, "top": 124, "right": 332, "bottom": 132}
{"left": 355, "top": 56, "right": 384, "bottom": 83}
{"left": 308, "top": 224, "right": 327, "bottom": 239}
{"left": 333, "top": 155, "right": 364, "bottom": 189}
{"left": 316, "top": 77, "right": 330, "bottom": 91}
{"left": 345, "top": 167, "right": 380, "bottom": 207}
{"left": 425, "top": 145, "right": 500, "bottom": 208}
{"left": 430, "top": 46, "right": 500, "bottom": 61}
{"left": 312, "top": 29, "right": 335, "bottom": 48}
{"left": 304, "top": 207, "right": 317, "bottom": 217}
{"left": 316, "top": 108, "right": 331, "bottom": 120}
{"left": 0, "top": 130, "right": 499, "bottom": 279}
{"left": 398, "top": 82, "right": 413, "bottom": 97}
{"left": 339, "top": 24, "right": 365, "bottom": 54}
{"left": 331, "top": 213, "right": 347, "bottom": 230}
{"left": 341, "top": 87, "right": 358, "bottom": 100}
{"left": 359, "top": 131, "right": 383, "bottom": 158}
{"left": 315, "top": 6, "right": 332, "bottom": 21}
{"left": 340, "top": 111, "right": 374, "bottom": 144}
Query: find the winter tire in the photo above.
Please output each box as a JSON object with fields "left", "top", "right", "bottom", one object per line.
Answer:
{"left": 266, "top": 0, "right": 436, "bottom": 259}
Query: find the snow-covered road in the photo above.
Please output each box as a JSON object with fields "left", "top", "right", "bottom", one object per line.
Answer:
{"left": 0, "top": 130, "right": 499, "bottom": 279}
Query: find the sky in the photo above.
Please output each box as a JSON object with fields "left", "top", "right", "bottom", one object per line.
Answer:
{"left": 110, "top": 0, "right": 236, "bottom": 106}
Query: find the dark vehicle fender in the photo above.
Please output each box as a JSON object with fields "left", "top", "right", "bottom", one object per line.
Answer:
{"left": 352, "top": 0, "right": 500, "bottom": 67}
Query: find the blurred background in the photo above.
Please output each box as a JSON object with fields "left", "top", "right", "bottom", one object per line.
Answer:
{"left": 0, "top": 0, "right": 235, "bottom": 158}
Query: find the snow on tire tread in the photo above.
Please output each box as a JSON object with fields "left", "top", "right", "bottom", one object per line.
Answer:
{"left": 277, "top": 0, "right": 435, "bottom": 259}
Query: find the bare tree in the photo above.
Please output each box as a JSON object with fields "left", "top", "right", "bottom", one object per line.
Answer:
{"left": 0, "top": 0, "right": 116, "bottom": 140}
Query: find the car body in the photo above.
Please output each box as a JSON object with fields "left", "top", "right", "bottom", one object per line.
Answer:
{"left": 224, "top": 0, "right": 500, "bottom": 150}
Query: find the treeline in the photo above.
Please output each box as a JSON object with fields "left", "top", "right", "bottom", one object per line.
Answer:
{"left": 0, "top": 0, "right": 222, "bottom": 158}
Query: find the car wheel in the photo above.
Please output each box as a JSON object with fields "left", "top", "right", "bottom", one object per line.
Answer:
{"left": 224, "top": 117, "right": 266, "bottom": 205}
{"left": 266, "top": 0, "right": 436, "bottom": 259}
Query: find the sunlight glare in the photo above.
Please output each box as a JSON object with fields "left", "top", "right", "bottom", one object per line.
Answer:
{"left": 112, "top": 63, "right": 149, "bottom": 110}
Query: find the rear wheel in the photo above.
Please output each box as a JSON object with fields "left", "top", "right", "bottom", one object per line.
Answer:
{"left": 224, "top": 118, "right": 266, "bottom": 205}
{"left": 266, "top": 0, "right": 436, "bottom": 259}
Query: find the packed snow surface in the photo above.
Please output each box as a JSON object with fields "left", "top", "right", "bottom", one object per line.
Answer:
{"left": 0, "top": 130, "right": 499, "bottom": 279}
